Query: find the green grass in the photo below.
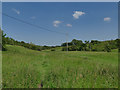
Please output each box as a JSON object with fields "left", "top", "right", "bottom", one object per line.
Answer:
{"left": 2, "top": 45, "right": 118, "bottom": 88}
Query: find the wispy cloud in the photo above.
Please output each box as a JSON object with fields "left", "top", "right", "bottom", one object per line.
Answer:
{"left": 12, "top": 8, "right": 20, "bottom": 15}
{"left": 66, "top": 24, "right": 72, "bottom": 27}
{"left": 53, "top": 20, "right": 62, "bottom": 27}
{"left": 104, "top": 17, "right": 111, "bottom": 22}
{"left": 30, "top": 16, "right": 36, "bottom": 19}
{"left": 73, "top": 11, "right": 85, "bottom": 19}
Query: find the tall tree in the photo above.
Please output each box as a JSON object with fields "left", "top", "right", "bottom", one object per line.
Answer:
{"left": 0, "top": 28, "right": 7, "bottom": 51}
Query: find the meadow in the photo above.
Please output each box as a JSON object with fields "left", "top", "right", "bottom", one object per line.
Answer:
{"left": 2, "top": 45, "right": 118, "bottom": 88}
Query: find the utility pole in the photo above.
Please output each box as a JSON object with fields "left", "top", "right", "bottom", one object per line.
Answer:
{"left": 66, "top": 33, "right": 68, "bottom": 52}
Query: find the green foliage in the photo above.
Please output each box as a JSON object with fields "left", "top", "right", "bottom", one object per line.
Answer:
{"left": 0, "top": 29, "right": 7, "bottom": 51}
{"left": 104, "top": 43, "right": 111, "bottom": 52}
{"left": 1, "top": 29, "right": 119, "bottom": 52}
{"left": 51, "top": 49, "right": 55, "bottom": 51}
{"left": 2, "top": 33, "right": 57, "bottom": 51}
{"left": 62, "top": 47, "right": 67, "bottom": 51}
{"left": 116, "top": 39, "right": 120, "bottom": 52}
{"left": 91, "top": 40, "right": 101, "bottom": 45}
{"left": 2, "top": 45, "right": 118, "bottom": 88}
{"left": 61, "top": 39, "right": 119, "bottom": 52}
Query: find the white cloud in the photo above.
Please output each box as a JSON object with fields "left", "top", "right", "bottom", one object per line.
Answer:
{"left": 73, "top": 11, "right": 85, "bottom": 19}
{"left": 104, "top": 17, "right": 111, "bottom": 22}
{"left": 12, "top": 8, "right": 20, "bottom": 15}
{"left": 30, "top": 16, "right": 36, "bottom": 19}
{"left": 53, "top": 20, "right": 62, "bottom": 27}
{"left": 66, "top": 24, "right": 72, "bottom": 27}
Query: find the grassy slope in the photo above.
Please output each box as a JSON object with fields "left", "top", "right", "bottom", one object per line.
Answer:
{"left": 2, "top": 45, "right": 118, "bottom": 88}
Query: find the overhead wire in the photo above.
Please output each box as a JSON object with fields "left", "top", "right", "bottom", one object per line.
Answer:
{"left": 2, "top": 12, "right": 67, "bottom": 35}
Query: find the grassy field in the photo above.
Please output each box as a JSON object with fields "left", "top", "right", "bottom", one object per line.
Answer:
{"left": 2, "top": 45, "right": 118, "bottom": 88}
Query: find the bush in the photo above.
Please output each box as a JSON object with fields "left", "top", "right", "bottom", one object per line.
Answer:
{"left": 91, "top": 48, "right": 97, "bottom": 51}
{"left": 78, "top": 46, "right": 83, "bottom": 51}
{"left": 51, "top": 49, "right": 55, "bottom": 51}
{"left": 85, "top": 47, "right": 90, "bottom": 51}
{"left": 62, "top": 47, "right": 67, "bottom": 51}
{"left": 37, "top": 48, "right": 41, "bottom": 51}
{"left": 104, "top": 44, "right": 111, "bottom": 52}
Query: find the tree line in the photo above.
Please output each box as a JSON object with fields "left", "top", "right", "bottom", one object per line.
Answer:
{"left": 1, "top": 29, "right": 56, "bottom": 51}
{"left": 1, "top": 28, "right": 120, "bottom": 52}
{"left": 61, "top": 39, "right": 120, "bottom": 52}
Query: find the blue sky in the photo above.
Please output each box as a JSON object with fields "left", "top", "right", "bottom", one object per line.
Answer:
{"left": 2, "top": 2, "right": 118, "bottom": 46}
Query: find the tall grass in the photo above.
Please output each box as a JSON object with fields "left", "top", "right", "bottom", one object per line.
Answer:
{"left": 2, "top": 45, "right": 118, "bottom": 88}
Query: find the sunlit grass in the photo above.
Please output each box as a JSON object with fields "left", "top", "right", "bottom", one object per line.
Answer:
{"left": 2, "top": 45, "right": 118, "bottom": 88}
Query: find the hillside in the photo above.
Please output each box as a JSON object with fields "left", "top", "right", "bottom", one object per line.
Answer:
{"left": 2, "top": 45, "right": 118, "bottom": 88}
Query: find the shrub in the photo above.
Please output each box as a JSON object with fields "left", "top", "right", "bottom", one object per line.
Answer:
{"left": 104, "top": 44, "right": 111, "bottom": 52}
{"left": 62, "top": 47, "right": 67, "bottom": 51}
{"left": 85, "top": 47, "right": 90, "bottom": 51}
{"left": 51, "top": 49, "right": 55, "bottom": 51}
